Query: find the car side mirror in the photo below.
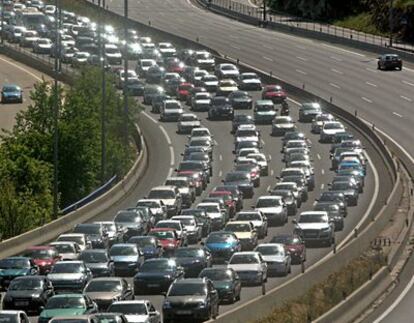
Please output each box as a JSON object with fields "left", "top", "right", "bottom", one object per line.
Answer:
{"left": 150, "top": 311, "right": 159, "bottom": 317}
{"left": 292, "top": 219, "right": 297, "bottom": 224}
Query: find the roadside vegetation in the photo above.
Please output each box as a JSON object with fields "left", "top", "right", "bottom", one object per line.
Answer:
{"left": 0, "top": 68, "right": 139, "bottom": 239}
{"left": 255, "top": 250, "right": 386, "bottom": 323}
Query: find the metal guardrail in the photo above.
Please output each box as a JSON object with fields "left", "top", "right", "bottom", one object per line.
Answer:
{"left": 203, "top": 0, "right": 414, "bottom": 54}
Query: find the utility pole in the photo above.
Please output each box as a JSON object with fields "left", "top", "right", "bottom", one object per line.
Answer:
{"left": 262, "top": 0, "right": 266, "bottom": 23}
{"left": 1, "top": 0, "right": 5, "bottom": 45}
{"left": 389, "top": 0, "right": 394, "bottom": 47}
{"left": 53, "top": 0, "right": 60, "bottom": 219}
{"left": 98, "top": 0, "right": 106, "bottom": 184}
{"left": 123, "top": 0, "right": 129, "bottom": 147}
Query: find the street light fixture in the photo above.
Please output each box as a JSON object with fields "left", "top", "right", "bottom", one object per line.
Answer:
{"left": 389, "top": 0, "right": 394, "bottom": 47}
{"left": 123, "top": 0, "right": 129, "bottom": 146}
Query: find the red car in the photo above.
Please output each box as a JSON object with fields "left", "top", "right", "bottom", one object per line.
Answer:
{"left": 176, "top": 170, "right": 205, "bottom": 195}
{"left": 148, "top": 228, "right": 181, "bottom": 256}
{"left": 166, "top": 59, "right": 186, "bottom": 74}
{"left": 209, "top": 191, "right": 236, "bottom": 218}
{"left": 176, "top": 82, "right": 194, "bottom": 101}
{"left": 21, "top": 246, "right": 61, "bottom": 274}
{"left": 262, "top": 84, "right": 287, "bottom": 103}
{"left": 270, "top": 234, "right": 306, "bottom": 265}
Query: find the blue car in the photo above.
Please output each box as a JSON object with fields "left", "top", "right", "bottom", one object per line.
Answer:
{"left": 1, "top": 84, "right": 23, "bottom": 103}
{"left": 337, "top": 161, "right": 365, "bottom": 176}
{"left": 204, "top": 231, "right": 241, "bottom": 264}
{"left": 127, "top": 236, "right": 163, "bottom": 259}
{"left": 0, "top": 257, "right": 39, "bottom": 290}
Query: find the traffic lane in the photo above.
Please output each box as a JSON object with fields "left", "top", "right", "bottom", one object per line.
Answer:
{"left": 0, "top": 54, "right": 48, "bottom": 133}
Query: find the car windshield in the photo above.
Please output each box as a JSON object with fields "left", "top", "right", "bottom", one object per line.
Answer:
{"left": 174, "top": 218, "right": 195, "bottom": 226}
{"left": 165, "top": 180, "right": 187, "bottom": 188}
{"left": 46, "top": 296, "right": 86, "bottom": 309}
{"left": 200, "top": 269, "right": 232, "bottom": 281}
{"left": 256, "top": 105, "right": 273, "bottom": 112}
{"left": 108, "top": 303, "right": 147, "bottom": 315}
{"left": 275, "top": 118, "right": 291, "bottom": 124}
{"left": 271, "top": 236, "right": 300, "bottom": 244}
{"left": 0, "top": 314, "right": 18, "bottom": 323}
{"left": 110, "top": 245, "right": 137, "bottom": 257}
{"left": 324, "top": 122, "right": 343, "bottom": 130}
{"left": 175, "top": 248, "right": 204, "bottom": 258}
{"left": 52, "top": 244, "right": 76, "bottom": 253}
{"left": 225, "top": 173, "right": 249, "bottom": 182}
{"left": 149, "top": 189, "right": 175, "bottom": 199}
{"left": 85, "top": 280, "right": 122, "bottom": 292}
{"left": 197, "top": 205, "right": 219, "bottom": 213}
{"left": 140, "top": 260, "right": 175, "bottom": 272}
{"left": 241, "top": 73, "right": 257, "bottom": 80}
{"left": 179, "top": 162, "right": 203, "bottom": 171}
{"left": 129, "top": 237, "right": 156, "bottom": 247}
{"left": 225, "top": 223, "right": 251, "bottom": 232}
{"left": 79, "top": 251, "right": 108, "bottom": 263}
{"left": 0, "top": 259, "right": 30, "bottom": 269}
{"left": 195, "top": 93, "right": 210, "bottom": 100}
{"left": 74, "top": 225, "right": 100, "bottom": 235}
{"left": 8, "top": 278, "right": 43, "bottom": 290}
{"left": 157, "top": 222, "right": 180, "bottom": 230}
{"left": 51, "top": 262, "right": 82, "bottom": 273}
{"left": 230, "top": 254, "right": 259, "bottom": 264}
{"left": 212, "top": 97, "right": 227, "bottom": 105}
{"left": 206, "top": 233, "right": 236, "bottom": 243}
{"left": 3, "top": 86, "right": 19, "bottom": 92}
{"left": 137, "top": 201, "right": 159, "bottom": 208}
{"left": 169, "top": 283, "right": 207, "bottom": 296}
{"left": 237, "top": 213, "right": 261, "bottom": 221}
{"left": 180, "top": 115, "right": 198, "bottom": 122}
{"left": 115, "top": 212, "right": 140, "bottom": 223}
{"left": 299, "top": 214, "right": 327, "bottom": 223}
{"left": 256, "top": 198, "right": 282, "bottom": 208}
{"left": 256, "top": 245, "right": 284, "bottom": 256}
{"left": 22, "top": 249, "right": 56, "bottom": 259}
{"left": 203, "top": 76, "right": 217, "bottom": 82}
{"left": 50, "top": 320, "right": 88, "bottom": 323}
{"left": 237, "top": 130, "right": 257, "bottom": 137}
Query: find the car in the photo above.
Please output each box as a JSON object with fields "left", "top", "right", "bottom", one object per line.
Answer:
{"left": 143, "top": 85, "right": 164, "bottom": 105}
{"left": 1, "top": 84, "right": 23, "bottom": 103}
{"left": 269, "top": 189, "right": 297, "bottom": 215}
{"left": 208, "top": 191, "right": 236, "bottom": 218}
{"left": 166, "top": 177, "right": 196, "bottom": 207}
{"left": 311, "top": 113, "right": 336, "bottom": 134}
{"left": 261, "top": 84, "right": 287, "bottom": 103}
{"left": 162, "top": 278, "right": 219, "bottom": 322}
{"left": 192, "top": 50, "right": 215, "bottom": 70}
{"left": 71, "top": 52, "right": 91, "bottom": 67}
{"left": 196, "top": 202, "right": 226, "bottom": 231}
{"left": 228, "top": 90, "right": 253, "bottom": 109}
{"left": 215, "top": 63, "right": 239, "bottom": 79}
{"left": 171, "top": 216, "right": 202, "bottom": 243}
{"left": 255, "top": 243, "right": 291, "bottom": 276}
{"left": 138, "top": 59, "right": 157, "bottom": 76}
{"left": 136, "top": 199, "right": 167, "bottom": 223}
{"left": 47, "top": 260, "right": 92, "bottom": 292}
{"left": 151, "top": 94, "right": 171, "bottom": 113}
{"left": 0, "top": 311, "right": 30, "bottom": 323}
{"left": 298, "top": 102, "right": 322, "bottom": 122}
{"left": 223, "top": 171, "right": 254, "bottom": 198}
{"left": 109, "top": 244, "right": 144, "bottom": 277}
{"left": 270, "top": 234, "right": 306, "bottom": 264}
{"left": 198, "top": 268, "right": 241, "bottom": 304}
{"left": 2, "top": 276, "right": 54, "bottom": 314}
{"left": 280, "top": 175, "right": 309, "bottom": 202}
{"left": 155, "top": 220, "right": 188, "bottom": 246}
{"left": 147, "top": 186, "right": 182, "bottom": 217}
{"left": 280, "top": 167, "right": 313, "bottom": 191}
{"left": 255, "top": 196, "right": 288, "bottom": 226}
{"left": 293, "top": 211, "right": 335, "bottom": 247}
{"left": 176, "top": 113, "right": 201, "bottom": 134}
{"left": 33, "top": 38, "right": 53, "bottom": 54}
{"left": 21, "top": 246, "right": 60, "bottom": 275}
{"left": 173, "top": 247, "right": 212, "bottom": 278}
{"left": 146, "top": 65, "right": 166, "bottom": 84}
{"left": 247, "top": 153, "right": 269, "bottom": 176}
{"left": 224, "top": 221, "right": 258, "bottom": 251}
{"left": 377, "top": 54, "right": 402, "bottom": 70}
{"left": 180, "top": 208, "right": 212, "bottom": 238}
{"left": 314, "top": 202, "right": 344, "bottom": 231}
{"left": 201, "top": 74, "right": 219, "bottom": 92}
{"left": 329, "top": 181, "right": 359, "bottom": 206}
{"left": 238, "top": 72, "right": 262, "bottom": 91}
{"left": 160, "top": 99, "right": 184, "bottom": 122}
{"left": 128, "top": 236, "right": 164, "bottom": 259}
{"left": 93, "top": 313, "right": 128, "bottom": 323}
{"left": 48, "top": 315, "right": 97, "bottom": 323}
{"left": 254, "top": 100, "right": 276, "bottom": 124}
{"left": 107, "top": 300, "right": 161, "bottom": 323}
{"left": 318, "top": 191, "right": 347, "bottom": 217}
{"left": 184, "top": 152, "right": 212, "bottom": 176}
{"left": 320, "top": 121, "right": 346, "bottom": 143}
{"left": 84, "top": 277, "right": 133, "bottom": 310}
{"left": 148, "top": 228, "right": 181, "bottom": 256}
{"left": 204, "top": 231, "right": 241, "bottom": 264}
{"left": 94, "top": 221, "right": 124, "bottom": 247}
{"left": 78, "top": 250, "right": 114, "bottom": 278}
{"left": 73, "top": 224, "right": 109, "bottom": 249}
{"left": 49, "top": 242, "right": 81, "bottom": 261}
{"left": 235, "top": 125, "right": 260, "bottom": 145}
{"left": 227, "top": 252, "right": 268, "bottom": 286}
{"left": 113, "top": 209, "right": 147, "bottom": 242}
{"left": 232, "top": 114, "right": 254, "bottom": 133}
{"left": 208, "top": 96, "right": 234, "bottom": 120}
{"left": 133, "top": 258, "right": 184, "bottom": 294}
{"left": 272, "top": 116, "right": 296, "bottom": 136}
{"left": 56, "top": 233, "right": 90, "bottom": 252}
{"left": 234, "top": 211, "right": 268, "bottom": 238}
{"left": 176, "top": 82, "right": 194, "bottom": 101}
{"left": 190, "top": 127, "right": 213, "bottom": 141}
{"left": 0, "top": 257, "right": 39, "bottom": 290}
{"left": 191, "top": 92, "right": 211, "bottom": 112}
{"left": 216, "top": 79, "right": 238, "bottom": 96}
{"left": 38, "top": 294, "right": 98, "bottom": 323}
{"left": 213, "top": 185, "right": 244, "bottom": 211}
{"left": 116, "top": 70, "right": 138, "bottom": 89}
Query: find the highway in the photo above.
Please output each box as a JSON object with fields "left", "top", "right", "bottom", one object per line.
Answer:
{"left": 0, "top": 54, "right": 49, "bottom": 133}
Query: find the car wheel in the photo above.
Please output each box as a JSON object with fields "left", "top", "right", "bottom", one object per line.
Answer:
{"left": 236, "top": 289, "right": 241, "bottom": 301}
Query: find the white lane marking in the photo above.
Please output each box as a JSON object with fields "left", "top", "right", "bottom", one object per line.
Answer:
{"left": 296, "top": 45, "right": 306, "bottom": 50}
{"left": 219, "top": 154, "right": 223, "bottom": 161}
{"left": 287, "top": 97, "right": 302, "bottom": 106}
{"left": 400, "top": 95, "right": 412, "bottom": 102}
{"left": 266, "top": 185, "right": 271, "bottom": 192}
{"left": 366, "top": 67, "right": 378, "bottom": 73}
{"left": 361, "top": 96, "right": 373, "bottom": 104}
{"left": 296, "top": 56, "right": 308, "bottom": 62}
{"left": 296, "top": 69, "right": 307, "bottom": 75}
{"left": 331, "top": 68, "right": 344, "bottom": 75}
{"left": 321, "top": 169, "right": 325, "bottom": 175}
{"left": 323, "top": 44, "right": 366, "bottom": 57}
{"left": 0, "top": 56, "right": 43, "bottom": 81}
{"left": 317, "top": 153, "right": 321, "bottom": 160}
{"left": 263, "top": 56, "right": 273, "bottom": 62}
{"left": 169, "top": 146, "right": 175, "bottom": 166}
{"left": 168, "top": 168, "right": 174, "bottom": 178}
{"left": 270, "top": 169, "right": 274, "bottom": 176}
{"left": 218, "top": 170, "right": 222, "bottom": 177}
{"left": 329, "top": 82, "right": 341, "bottom": 89}
{"left": 330, "top": 56, "right": 343, "bottom": 62}
{"left": 366, "top": 81, "right": 378, "bottom": 87}
{"left": 393, "top": 112, "right": 403, "bottom": 118}
{"left": 402, "top": 80, "right": 414, "bottom": 87}
{"left": 263, "top": 45, "right": 274, "bottom": 50}
{"left": 261, "top": 139, "right": 265, "bottom": 146}
{"left": 158, "top": 125, "right": 172, "bottom": 145}
{"left": 320, "top": 184, "right": 324, "bottom": 190}
{"left": 214, "top": 140, "right": 219, "bottom": 146}
{"left": 229, "top": 35, "right": 239, "bottom": 39}
{"left": 231, "top": 45, "right": 241, "bottom": 50}
{"left": 268, "top": 154, "right": 272, "bottom": 161}
{"left": 403, "top": 67, "right": 414, "bottom": 73}
{"left": 142, "top": 111, "right": 159, "bottom": 124}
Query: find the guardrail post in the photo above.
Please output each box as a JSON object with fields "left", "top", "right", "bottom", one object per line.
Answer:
{"left": 301, "top": 260, "right": 305, "bottom": 273}
{"left": 261, "top": 281, "right": 266, "bottom": 295}
{"left": 333, "top": 242, "right": 337, "bottom": 254}
{"left": 354, "top": 228, "right": 358, "bottom": 238}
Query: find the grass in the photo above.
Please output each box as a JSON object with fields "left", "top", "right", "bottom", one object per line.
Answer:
{"left": 334, "top": 12, "right": 387, "bottom": 37}
{"left": 255, "top": 250, "right": 386, "bottom": 323}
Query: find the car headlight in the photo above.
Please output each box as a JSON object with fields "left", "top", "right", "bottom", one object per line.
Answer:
{"left": 163, "top": 300, "right": 172, "bottom": 308}
{"left": 128, "top": 262, "right": 138, "bottom": 267}
{"left": 198, "top": 302, "right": 207, "bottom": 308}
{"left": 322, "top": 227, "right": 331, "bottom": 232}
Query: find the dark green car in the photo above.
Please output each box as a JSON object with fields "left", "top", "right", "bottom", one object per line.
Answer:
{"left": 254, "top": 100, "right": 276, "bottom": 124}
{"left": 39, "top": 294, "right": 98, "bottom": 323}
{"left": 0, "top": 257, "right": 39, "bottom": 290}
{"left": 199, "top": 267, "right": 241, "bottom": 304}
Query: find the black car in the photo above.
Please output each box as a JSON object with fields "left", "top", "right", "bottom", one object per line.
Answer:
{"left": 109, "top": 244, "right": 144, "bottom": 277}
{"left": 133, "top": 258, "right": 184, "bottom": 295}
{"left": 127, "top": 236, "right": 164, "bottom": 259}
{"left": 73, "top": 223, "right": 109, "bottom": 249}
{"left": 174, "top": 247, "right": 212, "bottom": 278}
{"left": 232, "top": 114, "right": 254, "bottom": 133}
{"left": 78, "top": 249, "right": 115, "bottom": 278}
{"left": 143, "top": 85, "right": 164, "bottom": 105}
{"left": 162, "top": 278, "right": 219, "bottom": 323}
{"left": 180, "top": 208, "right": 212, "bottom": 237}
{"left": 0, "top": 257, "right": 39, "bottom": 290}
{"left": 208, "top": 96, "right": 234, "bottom": 120}
{"left": 223, "top": 171, "right": 254, "bottom": 198}
{"left": 2, "top": 276, "right": 54, "bottom": 314}
{"left": 228, "top": 91, "right": 253, "bottom": 109}
{"left": 377, "top": 54, "right": 402, "bottom": 70}
{"left": 329, "top": 181, "right": 359, "bottom": 206}
{"left": 199, "top": 268, "right": 241, "bottom": 304}
{"left": 318, "top": 191, "right": 347, "bottom": 217}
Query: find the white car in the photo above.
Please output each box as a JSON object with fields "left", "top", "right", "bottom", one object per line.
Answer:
{"left": 201, "top": 74, "right": 219, "bottom": 92}
{"left": 190, "top": 127, "right": 213, "bottom": 141}
{"left": 255, "top": 196, "right": 287, "bottom": 226}
{"left": 193, "top": 50, "right": 215, "bottom": 70}
{"left": 104, "top": 43, "right": 122, "bottom": 65}
{"left": 49, "top": 241, "right": 81, "bottom": 260}
{"left": 135, "top": 199, "right": 167, "bottom": 222}
{"left": 311, "top": 113, "right": 335, "bottom": 134}
{"left": 247, "top": 153, "right": 269, "bottom": 176}
{"left": 234, "top": 211, "right": 268, "bottom": 238}
{"left": 177, "top": 113, "right": 201, "bottom": 134}
{"left": 139, "top": 59, "right": 157, "bottom": 74}
{"left": 158, "top": 42, "right": 176, "bottom": 57}
{"left": 255, "top": 243, "right": 291, "bottom": 276}
{"left": 196, "top": 202, "right": 225, "bottom": 231}
{"left": 215, "top": 63, "right": 240, "bottom": 80}
{"left": 147, "top": 186, "right": 182, "bottom": 216}
{"left": 227, "top": 252, "right": 268, "bottom": 285}
{"left": 272, "top": 116, "right": 296, "bottom": 136}
{"left": 155, "top": 220, "right": 187, "bottom": 245}
{"left": 293, "top": 211, "right": 335, "bottom": 246}
{"left": 56, "top": 233, "right": 90, "bottom": 251}
{"left": 160, "top": 99, "right": 184, "bottom": 122}
{"left": 238, "top": 72, "right": 262, "bottom": 91}
{"left": 171, "top": 215, "right": 202, "bottom": 243}
{"left": 191, "top": 92, "right": 211, "bottom": 112}
{"left": 320, "top": 121, "right": 346, "bottom": 143}
{"left": 235, "top": 125, "right": 260, "bottom": 144}
{"left": 108, "top": 300, "right": 161, "bottom": 323}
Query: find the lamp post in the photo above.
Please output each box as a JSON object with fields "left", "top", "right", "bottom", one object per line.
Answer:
{"left": 1, "top": 0, "right": 5, "bottom": 45}
{"left": 123, "top": 0, "right": 129, "bottom": 146}
{"left": 262, "top": 0, "right": 266, "bottom": 22}
{"left": 389, "top": 0, "right": 394, "bottom": 47}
